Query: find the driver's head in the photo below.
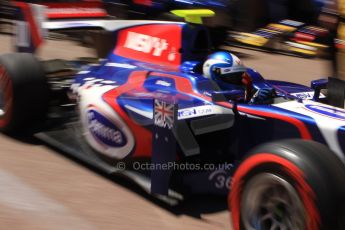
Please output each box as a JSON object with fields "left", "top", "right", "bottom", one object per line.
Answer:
{"left": 203, "top": 51, "right": 246, "bottom": 84}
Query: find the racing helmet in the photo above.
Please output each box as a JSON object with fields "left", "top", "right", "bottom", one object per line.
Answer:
{"left": 203, "top": 51, "right": 246, "bottom": 84}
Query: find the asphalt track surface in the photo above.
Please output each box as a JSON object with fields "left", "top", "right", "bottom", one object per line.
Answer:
{"left": 0, "top": 31, "right": 332, "bottom": 230}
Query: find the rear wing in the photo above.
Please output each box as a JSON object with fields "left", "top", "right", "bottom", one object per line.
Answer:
{"left": 15, "top": 7, "right": 215, "bottom": 67}
{"left": 37, "top": 1, "right": 107, "bottom": 19}
{"left": 13, "top": 1, "right": 108, "bottom": 53}
{"left": 13, "top": 2, "right": 183, "bottom": 55}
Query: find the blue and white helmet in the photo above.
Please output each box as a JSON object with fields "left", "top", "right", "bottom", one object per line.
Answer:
{"left": 203, "top": 51, "right": 246, "bottom": 83}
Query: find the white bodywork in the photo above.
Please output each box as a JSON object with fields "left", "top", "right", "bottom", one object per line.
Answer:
{"left": 43, "top": 20, "right": 184, "bottom": 32}
{"left": 75, "top": 80, "right": 135, "bottom": 159}
{"left": 274, "top": 100, "right": 345, "bottom": 161}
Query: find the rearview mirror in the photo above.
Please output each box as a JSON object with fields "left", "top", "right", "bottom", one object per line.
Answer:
{"left": 311, "top": 78, "right": 328, "bottom": 101}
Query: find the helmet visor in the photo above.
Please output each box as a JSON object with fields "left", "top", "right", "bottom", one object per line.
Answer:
{"left": 213, "top": 66, "right": 246, "bottom": 84}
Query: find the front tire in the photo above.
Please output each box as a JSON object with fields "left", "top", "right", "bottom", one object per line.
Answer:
{"left": 0, "top": 53, "right": 49, "bottom": 133}
{"left": 229, "top": 139, "right": 345, "bottom": 230}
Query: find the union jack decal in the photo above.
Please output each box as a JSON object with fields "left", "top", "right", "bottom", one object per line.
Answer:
{"left": 154, "top": 99, "right": 175, "bottom": 129}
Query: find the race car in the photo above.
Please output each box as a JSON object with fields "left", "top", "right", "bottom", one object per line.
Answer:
{"left": 1, "top": 9, "right": 345, "bottom": 230}
{"left": 228, "top": 19, "right": 331, "bottom": 58}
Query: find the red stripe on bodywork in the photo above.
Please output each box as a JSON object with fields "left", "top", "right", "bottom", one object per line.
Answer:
{"left": 15, "top": 2, "right": 106, "bottom": 19}
{"left": 229, "top": 153, "right": 320, "bottom": 230}
{"left": 150, "top": 72, "right": 212, "bottom": 102}
{"left": 102, "top": 71, "right": 152, "bottom": 157}
{"left": 238, "top": 106, "right": 312, "bottom": 139}
{"left": 150, "top": 73, "right": 236, "bottom": 111}
{"left": 47, "top": 11, "right": 106, "bottom": 19}
{"left": 45, "top": 2, "right": 107, "bottom": 19}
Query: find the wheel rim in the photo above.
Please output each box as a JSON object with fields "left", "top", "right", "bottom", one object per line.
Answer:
{"left": 241, "top": 173, "right": 306, "bottom": 230}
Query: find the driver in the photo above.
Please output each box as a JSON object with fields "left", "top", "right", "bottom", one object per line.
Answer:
{"left": 203, "top": 51, "right": 274, "bottom": 104}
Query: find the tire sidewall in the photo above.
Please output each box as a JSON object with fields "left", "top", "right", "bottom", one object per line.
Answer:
{"left": 0, "top": 53, "right": 49, "bottom": 133}
{"left": 229, "top": 140, "right": 345, "bottom": 230}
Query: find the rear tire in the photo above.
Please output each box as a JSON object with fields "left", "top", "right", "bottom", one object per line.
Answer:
{"left": 0, "top": 53, "right": 49, "bottom": 133}
{"left": 229, "top": 139, "right": 345, "bottom": 230}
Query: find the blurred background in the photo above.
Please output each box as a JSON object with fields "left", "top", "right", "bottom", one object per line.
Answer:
{"left": 0, "top": 0, "right": 344, "bottom": 229}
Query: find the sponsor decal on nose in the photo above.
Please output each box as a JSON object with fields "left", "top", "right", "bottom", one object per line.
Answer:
{"left": 87, "top": 109, "right": 127, "bottom": 147}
